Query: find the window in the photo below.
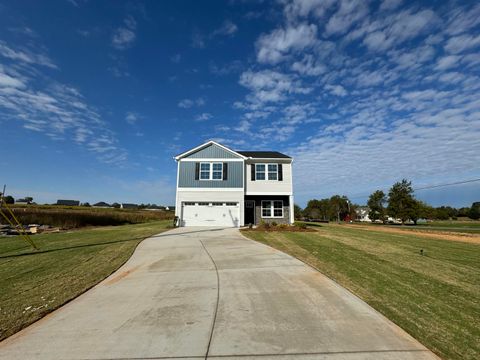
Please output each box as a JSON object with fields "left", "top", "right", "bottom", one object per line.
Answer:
{"left": 226, "top": 202, "right": 238, "bottom": 206}
{"left": 255, "top": 163, "right": 278, "bottom": 180}
{"left": 200, "top": 163, "right": 210, "bottom": 180}
{"left": 198, "top": 202, "right": 210, "bottom": 206}
{"left": 255, "top": 164, "right": 266, "bottom": 180}
{"left": 184, "top": 202, "right": 195, "bottom": 206}
{"left": 261, "top": 200, "right": 284, "bottom": 218}
{"left": 211, "top": 202, "right": 223, "bottom": 206}
{"left": 212, "top": 163, "right": 223, "bottom": 180}
{"left": 273, "top": 201, "right": 283, "bottom": 217}
{"left": 268, "top": 164, "right": 278, "bottom": 180}
{"left": 199, "top": 162, "right": 223, "bottom": 180}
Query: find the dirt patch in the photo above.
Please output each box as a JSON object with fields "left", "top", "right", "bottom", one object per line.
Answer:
{"left": 241, "top": 227, "right": 315, "bottom": 233}
{"left": 344, "top": 224, "right": 480, "bottom": 244}
{"left": 105, "top": 265, "right": 139, "bottom": 285}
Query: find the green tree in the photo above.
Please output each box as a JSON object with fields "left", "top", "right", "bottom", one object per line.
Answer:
{"left": 469, "top": 202, "right": 480, "bottom": 220}
{"left": 329, "top": 195, "right": 350, "bottom": 222}
{"left": 367, "top": 190, "right": 386, "bottom": 222}
{"left": 3, "top": 195, "right": 15, "bottom": 204}
{"left": 387, "top": 179, "right": 416, "bottom": 224}
{"left": 293, "top": 204, "right": 303, "bottom": 220}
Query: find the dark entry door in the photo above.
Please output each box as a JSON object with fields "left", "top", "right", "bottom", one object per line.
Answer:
{"left": 245, "top": 200, "right": 255, "bottom": 225}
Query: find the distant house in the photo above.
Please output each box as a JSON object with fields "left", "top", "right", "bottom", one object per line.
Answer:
{"left": 355, "top": 206, "right": 371, "bottom": 222}
{"left": 93, "top": 201, "right": 111, "bottom": 208}
{"left": 121, "top": 203, "right": 138, "bottom": 209}
{"left": 56, "top": 200, "right": 80, "bottom": 206}
{"left": 16, "top": 198, "right": 31, "bottom": 205}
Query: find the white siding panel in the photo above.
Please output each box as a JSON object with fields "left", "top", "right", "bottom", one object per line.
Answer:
{"left": 245, "top": 161, "right": 293, "bottom": 195}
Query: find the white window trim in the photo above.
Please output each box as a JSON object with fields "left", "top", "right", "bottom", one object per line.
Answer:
{"left": 199, "top": 162, "right": 223, "bottom": 181}
{"left": 255, "top": 163, "right": 278, "bottom": 181}
{"left": 261, "top": 200, "right": 284, "bottom": 218}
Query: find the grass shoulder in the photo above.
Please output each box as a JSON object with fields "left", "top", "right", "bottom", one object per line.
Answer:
{"left": 0, "top": 220, "right": 171, "bottom": 341}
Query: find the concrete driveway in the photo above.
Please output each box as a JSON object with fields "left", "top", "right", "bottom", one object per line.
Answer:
{"left": 0, "top": 227, "right": 438, "bottom": 360}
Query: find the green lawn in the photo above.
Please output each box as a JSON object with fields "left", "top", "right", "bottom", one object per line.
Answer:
{"left": 351, "top": 220, "right": 480, "bottom": 234}
{"left": 0, "top": 221, "right": 171, "bottom": 341}
{"left": 242, "top": 224, "right": 480, "bottom": 360}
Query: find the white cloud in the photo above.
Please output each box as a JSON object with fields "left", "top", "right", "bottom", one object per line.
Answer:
{"left": 283, "top": 0, "right": 336, "bottom": 21}
{"left": 379, "top": 0, "right": 402, "bottom": 11}
{"left": 0, "top": 41, "right": 126, "bottom": 164}
{"left": 213, "top": 20, "right": 238, "bottom": 37}
{"left": 125, "top": 112, "right": 140, "bottom": 125}
{"left": 256, "top": 23, "right": 318, "bottom": 64}
{"left": 178, "top": 97, "right": 205, "bottom": 108}
{"left": 195, "top": 112, "right": 212, "bottom": 121}
{"left": 362, "top": 9, "right": 438, "bottom": 51}
{"left": 239, "top": 69, "right": 311, "bottom": 104}
{"left": 325, "top": 0, "right": 371, "bottom": 36}
{"left": 112, "top": 16, "right": 136, "bottom": 50}
{"left": 435, "top": 55, "right": 461, "bottom": 71}
{"left": 325, "top": 84, "right": 347, "bottom": 96}
{"left": 0, "top": 41, "right": 57, "bottom": 68}
{"left": 291, "top": 54, "right": 326, "bottom": 76}
{"left": 444, "top": 34, "right": 480, "bottom": 54}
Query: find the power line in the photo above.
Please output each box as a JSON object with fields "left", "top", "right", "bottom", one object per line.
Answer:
{"left": 413, "top": 178, "right": 480, "bottom": 191}
{"left": 348, "top": 178, "right": 480, "bottom": 200}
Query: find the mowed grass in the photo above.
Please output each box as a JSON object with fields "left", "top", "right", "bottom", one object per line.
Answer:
{"left": 356, "top": 220, "right": 480, "bottom": 234}
{"left": 242, "top": 224, "right": 480, "bottom": 360}
{"left": 0, "top": 221, "right": 171, "bottom": 341}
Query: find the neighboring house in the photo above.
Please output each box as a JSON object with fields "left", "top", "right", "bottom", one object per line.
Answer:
{"left": 121, "top": 203, "right": 138, "bottom": 209}
{"left": 93, "top": 201, "right": 111, "bottom": 208}
{"left": 56, "top": 200, "right": 80, "bottom": 206}
{"left": 355, "top": 206, "right": 372, "bottom": 222}
{"left": 15, "top": 198, "right": 31, "bottom": 205}
{"left": 174, "top": 140, "right": 294, "bottom": 227}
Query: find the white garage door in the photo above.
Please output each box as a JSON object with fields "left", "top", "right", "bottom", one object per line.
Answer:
{"left": 181, "top": 202, "right": 240, "bottom": 227}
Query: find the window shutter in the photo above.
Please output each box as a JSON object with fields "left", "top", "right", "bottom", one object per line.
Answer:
{"left": 223, "top": 162, "right": 228, "bottom": 181}
{"left": 251, "top": 164, "right": 256, "bottom": 181}
{"left": 195, "top": 162, "right": 200, "bottom": 180}
{"left": 278, "top": 164, "right": 283, "bottom": 181}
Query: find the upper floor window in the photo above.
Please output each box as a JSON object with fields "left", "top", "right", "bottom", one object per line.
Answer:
{"left": 268, "top": 164, "right": 278, "bottom": 180}
{"left": 255, "top": 164, "right": 266, "bottom": 180}
{"left": 200, "top": 162, "right": 223, "bottom": 180}
{"left": 255, "top": 163, "right": 279, "bottom": 181}
{"left": 200, "top": 163, "right": 211, "bottom": 180}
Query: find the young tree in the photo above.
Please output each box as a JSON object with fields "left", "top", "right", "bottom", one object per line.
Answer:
{"left": 387, "top": 179, "right": 416, "bottom": 224}
{"left": 367, "top": 190, "right": 386, "bottom": 222}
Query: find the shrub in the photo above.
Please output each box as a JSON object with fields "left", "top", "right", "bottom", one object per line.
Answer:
{"left": 294, "top": 222, "right": 307, "bottom": 229}
{"left": 270, "top": 221, "right": 278, "bottom": 227}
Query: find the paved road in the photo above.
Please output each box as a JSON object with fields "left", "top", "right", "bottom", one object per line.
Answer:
{"left": 0, "top": 227, "right": 439, "bottom": 360}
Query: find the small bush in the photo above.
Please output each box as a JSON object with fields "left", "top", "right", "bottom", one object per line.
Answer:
{"left": 270, "top": 221, "right": 278, "bottom": 227}
{"left": 294, "top": 222, "right": 307, "bottom": 229}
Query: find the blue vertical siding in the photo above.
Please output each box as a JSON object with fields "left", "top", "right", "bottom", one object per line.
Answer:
{"left": 178, "top": 161, "right": 243, "bottom": 188}
{"left": 187, "top": 144, "right": 240, "bottom": 159}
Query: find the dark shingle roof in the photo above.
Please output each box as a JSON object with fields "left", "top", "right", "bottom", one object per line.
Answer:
{"left": 237, "top": 151, "right": 291, "bottom": 159}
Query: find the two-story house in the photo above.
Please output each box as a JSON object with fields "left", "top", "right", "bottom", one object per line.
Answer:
{"left": 174, "top": 140, "right": 294, "bottom": 227}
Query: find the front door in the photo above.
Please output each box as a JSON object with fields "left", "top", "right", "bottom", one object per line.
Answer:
{"left": 245, "top": 200, "right": 255, "bottom": 225}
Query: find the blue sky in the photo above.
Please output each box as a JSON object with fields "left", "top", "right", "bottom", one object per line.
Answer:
{"left": 0, "top": 0, "right": 479, "bottom": 207}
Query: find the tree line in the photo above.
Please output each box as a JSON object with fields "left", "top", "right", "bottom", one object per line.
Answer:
{"left": 296, "top": 179, "right": 480, "bottom": 223}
